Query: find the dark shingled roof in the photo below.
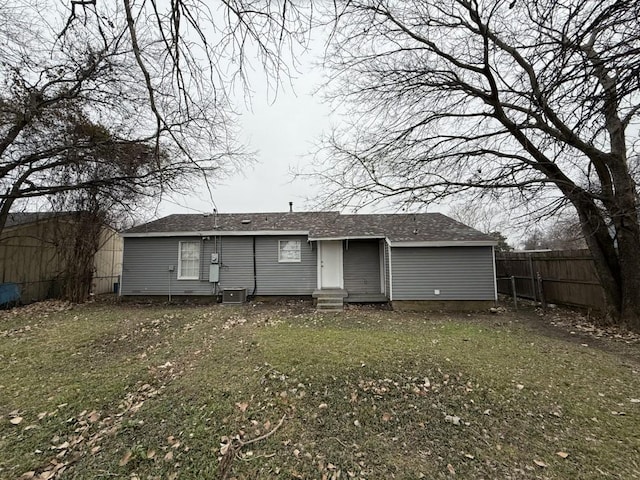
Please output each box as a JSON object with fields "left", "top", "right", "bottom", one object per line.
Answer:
{"left": 125, "top": 212, "right": 339, "bottom": 234}
{"left": 125, "top": 212, "right": 494, "bottom": 243}
{"left": 312, "top": 213, "right": 492, "bottom": 242}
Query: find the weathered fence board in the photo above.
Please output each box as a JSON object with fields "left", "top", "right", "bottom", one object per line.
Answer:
{"left": 496, "top": 250, "right": 606, "bottom": 311}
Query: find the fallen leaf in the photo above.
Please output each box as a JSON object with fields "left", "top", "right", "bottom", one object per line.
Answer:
{"left": 118, "top": 450, "right": 132, "bottom": 466}
{"left": 91, "top": 446, "right": 101, "bottom": 454}
{"left": 447, "top": 463, "right": 456, "bottom": 475}
{"left": 353, "top": 419, "right": 361, "bottom": 427}
{"left": 516, "top": 384, "right": 524, "bottom": 390}
{"left": 382, "top": 412, "right": 392, "bottom": 422}
{"left": 534, "top": 459, "right": 547, "bottom": 468}
{"left": 556, "top": 451, "right": 569, "bottom": 459}
{"left": 19, "top": 472, "right": 35, "bottom": 479}
{"left": 146, "top": 449, "right": 156, "bottom": 459}
{"left": 236, "top": 402, "right": 249, "bottom": 412}
{"left": 464, "top": 453, "right": 475, "bottom": 459}
{"left": 445, "top": 415, "right": 461, "bottom": 426}
{"left": 630, "top": 398, "right": 640, "bottom": 403}
{"left": 38, "top": 412, "right": 48, "bottom": 420}
{"left": 318, "top": 403, "right": 328, "bottom": 409}
{"left": 10, "top": 416, "right": 23, "bottom": 425}
{"left": 164, "top": 451, "right": 174, "bottom": 461}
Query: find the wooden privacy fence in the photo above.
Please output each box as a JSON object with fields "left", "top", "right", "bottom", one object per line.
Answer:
{"left": 495, "top": 250, "right": 606, "bottom": 311}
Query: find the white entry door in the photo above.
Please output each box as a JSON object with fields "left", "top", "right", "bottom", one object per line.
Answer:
{"left": 319, "top": 240, "right": 343, "bottom": 289}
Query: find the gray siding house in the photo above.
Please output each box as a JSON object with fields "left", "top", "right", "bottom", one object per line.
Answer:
{"left": 120, "top": 211, "right": 497, "bottom": 310}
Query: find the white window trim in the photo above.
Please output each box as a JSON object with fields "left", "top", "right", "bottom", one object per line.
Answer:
{"left": 278, "top": 239, "right": 302, "bottom": 263}
{"left": 178, "top": 241, "right": 200, "bottom": 280}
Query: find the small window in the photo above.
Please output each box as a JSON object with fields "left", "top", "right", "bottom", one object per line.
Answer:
{"left": 279, "top": 240, "right": 301, "bottom": 262}
{"left": 178, "top": 241, "right": 200, "bottom": 279}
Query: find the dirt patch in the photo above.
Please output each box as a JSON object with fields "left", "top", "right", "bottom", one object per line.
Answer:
{"left": 494, "top": 302, "right": 640, "bottom": 365}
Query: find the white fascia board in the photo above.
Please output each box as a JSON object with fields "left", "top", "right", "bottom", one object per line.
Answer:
{"left": 122, "top": 230, "right": 309, "bottom": 238}
{"left": 389, "top": 240, "right": 497, "bottom": 247}
{"left": 308, "top": 235, "right": 385, "bottom": 242}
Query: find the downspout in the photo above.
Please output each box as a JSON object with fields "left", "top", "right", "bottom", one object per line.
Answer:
{"left": 251, "top": 236, "right": 257, "bottom": 298}
{"left": 118, "top": 236, "right": 123, "bottom": 297}
{"left": 491, "top": 245, "right": 498, "bottom": 303}
{"left": 387, "top": 240, "right": 393, "bottom": 301}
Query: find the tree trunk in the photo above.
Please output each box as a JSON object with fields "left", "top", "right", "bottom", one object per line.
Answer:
{"left": 573, "top": 187, "right": 640, "bottom": 331}
{"left": 576, "top": 205, "right": 622, "bottom": 323}
{"left": 0, "top": 196, "right": 16, "bottom": 235}
{"left": 58, "top": 211, "right": 102, "bottom": 303}
{"left": 616, "top": 226, "right": 640, "bottom": 331}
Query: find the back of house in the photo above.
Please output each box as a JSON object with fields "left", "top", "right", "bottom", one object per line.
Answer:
{"left": 120, "top": 211, "right": 497, "bottom": 310}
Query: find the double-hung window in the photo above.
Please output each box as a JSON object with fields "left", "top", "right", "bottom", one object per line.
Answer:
{"left": 278, "top": 240, "right": 301, "bottom": 263}
{"left": 178, "top": 241, "right": 200, "bottom": 279}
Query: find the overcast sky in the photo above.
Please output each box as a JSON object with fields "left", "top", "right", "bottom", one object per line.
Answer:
{"left": 156, "top": 39, "right": 331, "bottom": 217}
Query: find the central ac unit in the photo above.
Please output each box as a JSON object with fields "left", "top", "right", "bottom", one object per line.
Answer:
{"left": 222, "top": 288, "right": 247, "bottom": 304}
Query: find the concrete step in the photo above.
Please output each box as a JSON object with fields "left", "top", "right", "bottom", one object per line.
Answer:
{"left": 316, "top": 297, "right": 344, "bottom": 312}
{"left": 314, "top": 289, "right": 346, "bottom": 312}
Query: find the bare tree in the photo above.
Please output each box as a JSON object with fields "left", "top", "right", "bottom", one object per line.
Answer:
{"left": 447, "top": 199, "right": 506, "bottom": 234}
{"left": 312, "top": 0, "right": 640, "bottom": 328}
{"left": 0, "top": 1, "right": 311, "bottom": 232}
{"left": 447, "top": 198, "right": 513, "bottom": 250}
{"left": 522, "top": 216, "right": 587, "bottom": 250}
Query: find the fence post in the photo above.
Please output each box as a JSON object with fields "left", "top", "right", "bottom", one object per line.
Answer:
{"left": 510, "top": 275, "right": 518, "bottom": 310}
{"left": 536, "top": 271, "right": 546, "bottom": 310}
{"left": 528, "top": 254, "right": 537, "bottom": 302}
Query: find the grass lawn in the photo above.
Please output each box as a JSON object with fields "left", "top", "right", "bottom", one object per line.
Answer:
{"left": 1, "top": 300, "right": 639, "bottom": 479}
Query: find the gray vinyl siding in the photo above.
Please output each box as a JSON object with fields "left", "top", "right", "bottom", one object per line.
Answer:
{"left": 217, "top": 236, "right": 254, "bottom": 292}
{"left": 121, "top": 237, "right": 213, "bottom": 295}
{"left": 391, "top": 246, "right": 495, "bottom": 300}
{"left": 343, "top": 240, "right": 381, "bottom": 294}
{"left": 122, "top": 235, "right": 316, "bottom": 296}
{"left": 254, "top": 236, "right": 316, "bottom": 295}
